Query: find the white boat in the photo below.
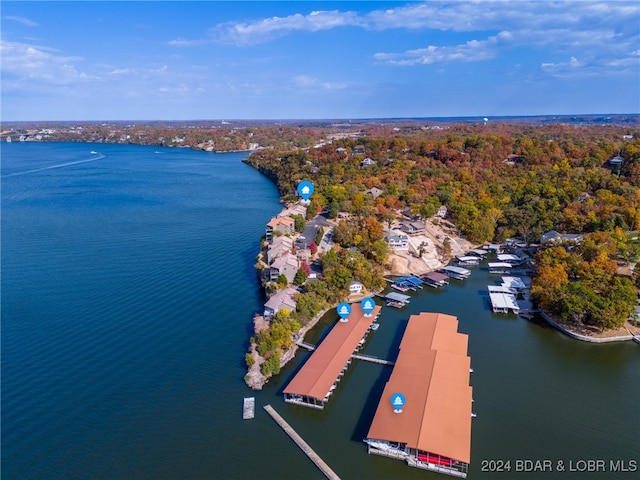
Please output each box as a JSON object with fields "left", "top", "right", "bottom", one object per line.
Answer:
{"left": 371, "top": 323, "right": 380, "bottom": 331}
{"left": 365, "top": 439, "right": 394, "bottom": 451}
{"left": 90, "top": 150, "right": 98, "bottom": 154}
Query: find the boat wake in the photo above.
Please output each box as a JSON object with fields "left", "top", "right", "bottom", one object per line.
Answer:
{"left": 2, "top": 154, "right": 107, "bottom": 178}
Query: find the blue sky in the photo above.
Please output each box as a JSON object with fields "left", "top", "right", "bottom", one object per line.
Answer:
{"left": 2, "top": 1, "right": 639, "bottom": 121}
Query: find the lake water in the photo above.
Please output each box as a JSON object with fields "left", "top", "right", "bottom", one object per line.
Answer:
{"left": 2, "top": 142, "right": 638, "bottom": 480}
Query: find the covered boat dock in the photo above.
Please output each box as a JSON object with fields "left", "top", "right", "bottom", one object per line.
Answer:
{"left": 456, "top": 256, "right": 480, "bottom": 266}
{"left": 497, "top": 254, "right": 525, "bottom": 265}
{"left": 440, "top": 265, "right": 471, "bottom": 280}
{"left": 385, "top": 291, "right": 411, "bottom": 308}
{"left": 364, "top": 312, "right": 472, "bottom": 478}
{"left": 420, "top": 271, "right": 449, "bottom": 288}
{"left": 283, "top": 303, "right": 382, "bottom": 409}
{"left": 501, "top": 276, "right": 527, "bottom": 294}
{"left": 488, "top": 262, "right": 512, "bottom": 274}
{"left": 488, "top": 289, "right": 520, "bottom": 314}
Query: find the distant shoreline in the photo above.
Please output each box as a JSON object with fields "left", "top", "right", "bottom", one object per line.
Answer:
{"left": 2, "top": 113, "right": 640, "bottom": 127}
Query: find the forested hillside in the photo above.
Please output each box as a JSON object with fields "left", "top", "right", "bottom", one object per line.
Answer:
{"left": 246, "top": 123, "right": 640, "bottom": 330}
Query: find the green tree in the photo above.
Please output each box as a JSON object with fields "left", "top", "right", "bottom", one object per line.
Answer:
{"left": 262, "top": 352, "right": 281, "bottom": 376}
{"left": 276, "top": 274, "right": 288, "bottom": 287}
{"left": 306, "top": 200, "right": 319, "bottom": 220}
{"left": 352, "top": 192, "right": 366, "bottom": 213}
{"left": 370, "top": 239, "right": 389, "bottom": 264}
{"left": 293, "top": 214, "right": 306, "bottom": 233}
{"left": 327, "top": 201, "right": 340, "bottom": 219}
{"left": 293, "top": 268, "right": 308, "bottom": 285}
{"left": 245, "top": 353, "right": 255, "bottom": 367}
{"left": 295, "top": 291, "right": 327, "bottom": 324}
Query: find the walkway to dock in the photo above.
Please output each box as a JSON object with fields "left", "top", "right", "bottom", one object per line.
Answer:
{"left": 264, "top": 405, "right": 341, "bottom": 480}
{"left": 297, "top": 339, "right": 394, "bottom": 365}
{"left": 296, "top": 340, "right": 316, "bottom": 351}
{"left": 351, "top": 353, "right": 395, "bottom": 366}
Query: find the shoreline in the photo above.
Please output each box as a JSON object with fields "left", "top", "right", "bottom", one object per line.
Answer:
{"left": 244, "top": 211, "right": 639, "bottom": 389}
{"left": 538, "top": 311, "right": 640, "bottom": 344}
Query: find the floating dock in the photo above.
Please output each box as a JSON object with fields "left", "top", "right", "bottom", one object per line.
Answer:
{"left": 441, "top": 266, "right": 471, "bottom": 280}
{"left": 456, "top": 256, "right": 480, "bottom": 266}
{"left": 421, "top": 271, "right": 450, "bottom": 288}
{"left": 488, "top": 262, "right": 512, "bottom": 274}
{"left": 488, "top": 289, "right": 520, "bottom": 314}
{"left": 264, "top": 404, "right": 341, "bottom": 480}
{"left": 385, "top": 291, "right": 411, "bottom": 306}
{"left": 243, "top": 397, "right": 255, "bottom": 419}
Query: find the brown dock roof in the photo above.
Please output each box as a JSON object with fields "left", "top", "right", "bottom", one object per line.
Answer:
{"left": 366, "top": 312, "right": 472, "bottom": 464}
{"left": 423, "top": 271, "right": 449, "bottom": 283}
{"left": 283, "top": 303, "right": 381, "bottom": 402}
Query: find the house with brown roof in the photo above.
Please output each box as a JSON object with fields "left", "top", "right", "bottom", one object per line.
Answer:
{"left": 266, "top": 216, "right": 295, "bottom": 242}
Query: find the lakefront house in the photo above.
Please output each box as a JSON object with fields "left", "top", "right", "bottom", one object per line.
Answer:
{"left": 266, "top": 216, "right": 295, "bottom": 242}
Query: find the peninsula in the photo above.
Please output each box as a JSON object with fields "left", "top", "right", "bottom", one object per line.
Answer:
{"left": 2, "top": 118, "right": 639, "bottom": 386}
{"left": 237, "top": 118, "right": 640, "bottom": 388}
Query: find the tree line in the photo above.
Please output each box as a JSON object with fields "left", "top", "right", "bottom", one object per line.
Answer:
{"left": 245, "top": 123, "right": 639, "bottom": 332}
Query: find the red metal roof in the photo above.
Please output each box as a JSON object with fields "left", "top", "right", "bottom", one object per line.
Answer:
{"left": 283, "top": 303, "right": 381, "bottom": 401}
{"left": 366, "top": 312, "right": 472, "bottom": 464}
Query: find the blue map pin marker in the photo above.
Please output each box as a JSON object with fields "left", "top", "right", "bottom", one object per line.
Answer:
{"left": 337, "top": 302, "right": 351, "bottom": 322}
{"left": 297, "top": 180, "right": 314, "bottom": 201}
{"left": 391, "top": 393, "right": 406, "bottom": 413}
{"left": 361, "top": 297, "right": 375, "bottom": 317}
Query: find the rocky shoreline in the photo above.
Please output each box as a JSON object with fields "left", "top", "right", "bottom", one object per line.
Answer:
{"left": 537, "top": 311, "right": 640, "bottom": 344}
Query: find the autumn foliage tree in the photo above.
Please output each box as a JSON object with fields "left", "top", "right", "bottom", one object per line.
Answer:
{"left": 531, "top": 235, "right": 636, "bottom": 331}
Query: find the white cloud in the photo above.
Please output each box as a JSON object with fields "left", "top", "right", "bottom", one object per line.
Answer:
{"left": 207, "top": 1, "right": 638, "bottom": 42}
{"left": 4, "top": 15, "right": 39, "bottom": 27}
{"left": 293, "top": 75, "right": 347, "bottom": 90}
{"left": 203, "top": 1, "right": 638, "bottom": 77}
{"left": 166, "top": 38, "right": 207, "bottom": 47}
{"left": 109, "top": 68, "right": 133, "bottom": 75}
{"left": 210, "top": 10, "right": 361, "bottom": 45}
{"left": 540, "top": 56, "right": 594, "bottom": 78}
{"left": 375, "top": 32, "right": 511, "bottom": 65}
{"left": 0, "top": 39, "right": 99, "bottom": 88}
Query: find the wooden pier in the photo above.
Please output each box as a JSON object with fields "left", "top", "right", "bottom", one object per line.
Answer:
{"left": 264, "top": 405, "right": 341, "bottom": 480}
{"left": 296, "top": 341, "right": 394, "bottom": 365}
{"left": 351, "top": 353, "right": 395, "bottom": 366}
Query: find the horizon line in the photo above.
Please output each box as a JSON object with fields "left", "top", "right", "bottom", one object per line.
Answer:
{"left": 3, "top": 113, "right": 640, "bottom": 124}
